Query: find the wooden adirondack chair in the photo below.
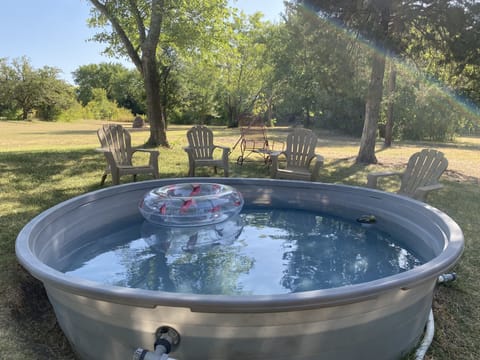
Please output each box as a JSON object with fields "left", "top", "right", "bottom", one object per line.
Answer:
{"left": 183, "top": 125, "right": 230, "bottom": 177}
{"left": 96, "top": 124, "right": 159, "bottom": 185}
{"left": 270, "top": 128, "right": 324, "bottom": 181}
{"left": 366, "top": 148, "right": 448, "bottom": 201}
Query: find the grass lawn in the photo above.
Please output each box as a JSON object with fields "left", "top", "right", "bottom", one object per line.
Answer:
{"left": 1, "top": 120, "right": 479, "bottom": 359}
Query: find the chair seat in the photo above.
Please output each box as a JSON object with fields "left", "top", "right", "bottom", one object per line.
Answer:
{"left": 193, "top": 158, "right": 223, "bottom": 166}
{"left": 116, "top": 165, "right": 158, "bottom": 173}
{"left": 274, "top": 168, "right": 312, "bottom": 181}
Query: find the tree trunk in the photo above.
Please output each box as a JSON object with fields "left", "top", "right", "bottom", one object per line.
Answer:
{"left": 143, "top": 56, "right": 169, "bottom": 147}
{"left": 384, "top": 60, "right": 396, "bottom": 147}
{"left": 305, "top": 106, "right": 312, "bottom": 128}
{"left": 266, "top": 95, "right": 273, "bottom": 127}
{"left": 160, "top": 66, "right": 170, "bottom": 130}
{"left": 356, "top": 51, "right": 386, "bottom": 164}
{"left": 87, "top": 0, "right": 168, "bottom": 147}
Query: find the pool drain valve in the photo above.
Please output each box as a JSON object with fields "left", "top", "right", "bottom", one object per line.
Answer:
{"left": 133, "top": 326, "right": 180, "bottom": 360}
{"left": 438, "top": 272, "right": 457, "bottom": 283}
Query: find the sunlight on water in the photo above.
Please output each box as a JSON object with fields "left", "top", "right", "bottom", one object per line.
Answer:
{"left": 63, "top": 209, "right": 424, "bottom": 296}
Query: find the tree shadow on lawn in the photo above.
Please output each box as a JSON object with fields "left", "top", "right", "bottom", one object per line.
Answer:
{"left": 320, "top": 157, "right": 370, "bottom": 185}
{"left": 1, "top": 150, "right": 103, "bottom": 359}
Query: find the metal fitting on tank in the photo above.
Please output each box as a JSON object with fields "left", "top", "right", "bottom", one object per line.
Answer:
{"left": 133, "top": 326, "right": 180, "bottom": 360}
{"left": 437, "top": 272, "right": 457, "bottom": 283}
{"left": 133, "top": 347, "right": 172, "bottom": 360}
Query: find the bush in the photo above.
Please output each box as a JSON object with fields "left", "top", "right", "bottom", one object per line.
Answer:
{"left": 84, "top": 88, "right": 133, "bottom": 121}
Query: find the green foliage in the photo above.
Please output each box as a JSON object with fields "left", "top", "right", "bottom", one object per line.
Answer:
{"left": 36, "top": 76, "right": 77, "bottom": 121}
{"left": 1, "top": 0, "right": 478, "bottom": 149}
{"left": 379, "top": 61, "right": 479, "bottom": 141}
{"left": 56, "top": 101, "right": 89, "bottom": 122}
{"left": 87, "top": 0, "right": 232, "bottom": 146}
{"left": 73, "top": 63, "right": 146, "bottom": 115}
{"left": 270, "top": 4, "right": 368, "bottom": 133}
{"left": 84, "top": 88, "right": 133, "bottom": 121}
{"left": 215, "top": 12, "right": 275, "bottom": 127}
{"left": 0, "top": 57, "right": 75, "bottom": 121}
{"left": 407, "top": 84, "right": 458, "bottom": 141}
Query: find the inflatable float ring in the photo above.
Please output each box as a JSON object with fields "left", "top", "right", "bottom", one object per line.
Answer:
{"left": 139, "top": 183, "right": 244, "bottom": 227}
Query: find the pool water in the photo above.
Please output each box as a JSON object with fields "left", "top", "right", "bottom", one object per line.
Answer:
{"left": 62, "top": 209, "right": 424, "bottom": 296}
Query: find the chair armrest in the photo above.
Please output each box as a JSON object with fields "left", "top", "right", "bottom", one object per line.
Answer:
{"left": 270, "top": 151, "right": 286, "bottom": 178}
{"left": 311, "top": 154, "right": 325, "bottom": 181}
{"left": 213, "top": 145, "right": 230, "bottom": 159}
{"left": 132, "top": 148, "right": 159, "bottom": 163}
{"left": 366, "top": 171, "right": 403, "bottom": 189}
{"left": 413, "top": 183, "right": 443, "bottom": 202}
{"left": 213, "top": 145, "right": 230, "bottom": 151}
{"left": 221, "top": 146, "right": 230, "bottom": 158}
{"left": 131, "top": 148, "right": 159, "bottom": 172}
{"left": 133, "top": 148, "right": 159, "bottom": 155}
{"left": 132, "top": 148, "right": 159, "bottom": 158}
{"left": 269, "top": 150, "right": 283, "bottom": 158}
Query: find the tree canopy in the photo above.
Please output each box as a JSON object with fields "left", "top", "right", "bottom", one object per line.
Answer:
{"left": 87, "top": 0, "right": 231, "bottom": 147}
{"left": 2, "top": 1, "right": 479, "bottom": 150}
{"left": 0, "top": 57, "right": 74, "bottom": 120}
{"left": 299, "top": 0, "right": 480, "bottom": 162}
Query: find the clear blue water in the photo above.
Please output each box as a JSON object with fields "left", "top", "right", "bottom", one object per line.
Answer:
{"left": 62, "top": 209, "right": 424, "bottom": 296}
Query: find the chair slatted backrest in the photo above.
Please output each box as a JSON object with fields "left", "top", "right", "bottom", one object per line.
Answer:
{"left": 186, "top": 125, "right": 215, "bottom": 160}
{"left": 284, "top": 128, "right": 318, "bottom": 168}
{"left": 400, "top": 149, "right": 448, "bottom": 196}
{"left": 97, "top": 124, "right": 132, "bottom": 166}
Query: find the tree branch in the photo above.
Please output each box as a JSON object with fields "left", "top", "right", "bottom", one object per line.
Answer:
{"left": 128, "top": 0, "right": 146, "bottom": 44}
{"left": 144, "top": 0, "right": 164, "bottom": 53}
{"left": 88, "top": 0, "right": 143, "bottom": 72}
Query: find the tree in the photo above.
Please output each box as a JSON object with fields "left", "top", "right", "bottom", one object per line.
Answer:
{"left": 87, "top": 0, "right": 230, "bottom": 147}
{"left": 270, "top": 4, "right": 366, "bottom": 133}
{"left": 73, "top": 63, "right": 145, "bottom": 115}
{"left": 88, "top": 0, "right": 168, "bottom": 146}
{"left": 215, "top": 12, "right": 274, "bottom": 127}
{"left": 4, "top": 57, "right": 45, "bottom": 120}
{"left": 297, "top": 0, "right": 391, "bottom": 163}
{"left": 0, "top": 57, "right": 73, "bottom": 120}
{"left": 299, "top": 0, "right": 480, "bottom": 163}
{"left": 35, "top": 68, "right": 76, "bottom": 121}
{"left": 173, "top": 57, "right": 222, "bottom": 124}
{"left": 0, "top": 58, "right": 17, "bottom": 117}
{"left": 383, "top": 60, "right": 396, "bottom": 146}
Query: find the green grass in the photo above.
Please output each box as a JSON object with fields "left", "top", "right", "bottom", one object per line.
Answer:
{"left": 1, "top": 120, "right": 479, "bottom": 359}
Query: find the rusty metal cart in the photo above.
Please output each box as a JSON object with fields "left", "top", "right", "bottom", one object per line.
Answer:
{"left": 232, "top": 126, "right": 284, "bottom": 165}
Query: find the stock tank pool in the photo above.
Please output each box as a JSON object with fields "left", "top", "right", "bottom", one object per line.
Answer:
{"left": 16, "top": 178, "right": 464, "bottom": 360}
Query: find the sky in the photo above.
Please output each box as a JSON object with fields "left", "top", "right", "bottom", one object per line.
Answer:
{"left": 0, "top": 0, "right": 285, "bottom": 84}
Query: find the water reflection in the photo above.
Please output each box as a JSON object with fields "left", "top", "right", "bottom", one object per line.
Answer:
{"left": 142, "top": 214, "right": 244, "bottom": 254}
{"left": 137, "top": 215, "right": 251, "bottom": 294}
{"left": 62, "top": 209, "right": 423, "bottom": 295}
{"left": 278, "top": 213, "right": 423, "bottom": 291}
